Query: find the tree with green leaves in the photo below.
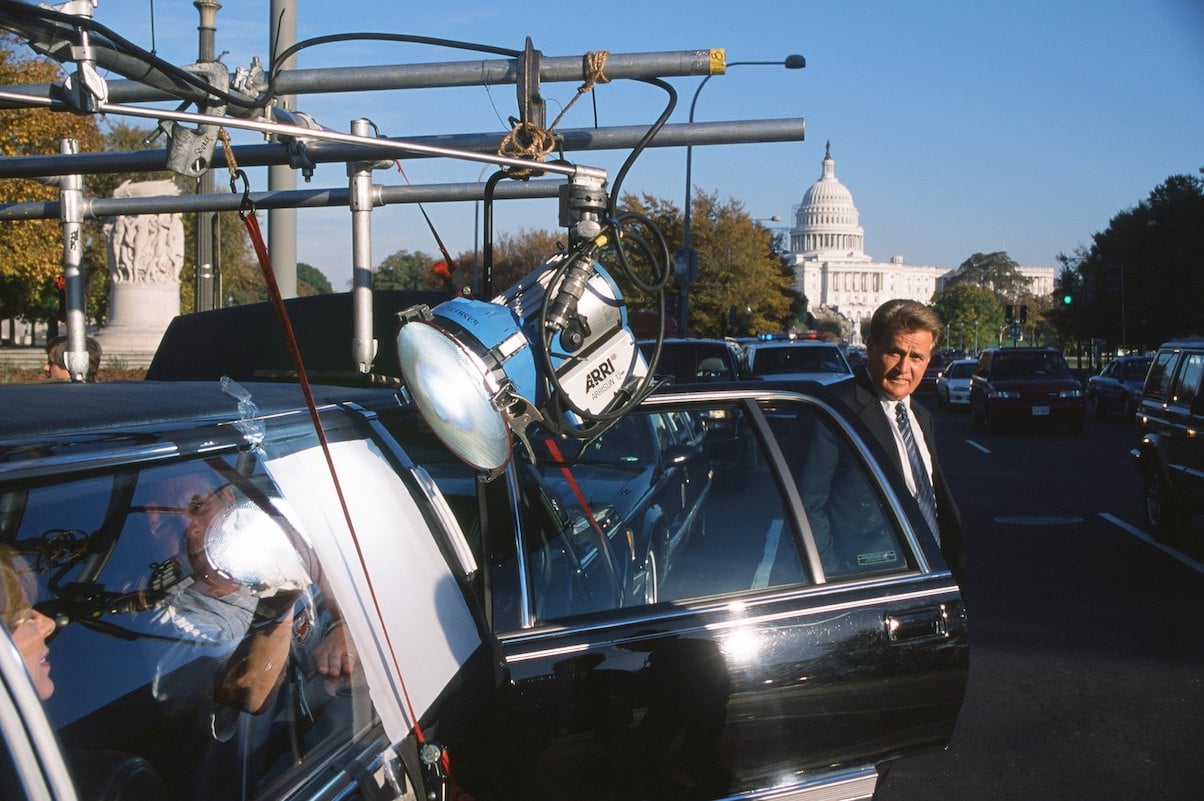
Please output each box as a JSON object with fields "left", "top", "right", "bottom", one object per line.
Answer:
{"left": 1052, "top": 170, "right": 1204, "bottom": 353}
{"left": 617, "top": 191, "right": 799, "bottom": 337}
{"left": 0, "top": 35, "right": 103, "bottom": 331}
{"left": 943, "top": 251, "right": 1029, "bottom": 303}
{"left": 930, "top": 282, "right": 1006, "bottom": 353}
{"left": 374, "top": 249, "right": 444, "bottom": 292}
{"left": 296, "top": 262, "right": 333, "bottom": 295}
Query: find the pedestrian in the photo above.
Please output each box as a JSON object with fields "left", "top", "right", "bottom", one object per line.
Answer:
{"left": 828, "top": 299, "right": 965, "bottom": 584}
{"left": 43, "top": 335, "right": 103, "bottom": 382}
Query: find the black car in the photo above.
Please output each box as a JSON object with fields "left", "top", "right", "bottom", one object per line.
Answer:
{"left": 638, "top": 338, "right": 748, "bottom": 383}
{"left": 526, "top": 408, "right": 711, "bottom": 610}
{"left": 0, "top": 300, "right": 968, "bottom": 801}
{"left": 1086, "top": 354, "right": 1153, "bottom": 421}
{"left": 0, "top": 377, "right": 969, "bottom": 801}
{"left": 921, "top": 352, "right": 951, "bottom": 392}
{"left": 1133, "top": 337, "right": 1204, "bottom": 542}
{"left": 970, "top": 347, "right": 1086, "bottom": 433}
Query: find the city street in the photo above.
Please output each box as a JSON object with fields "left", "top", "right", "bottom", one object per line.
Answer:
{"left": 876, "top": 395, "right": 1203, "bottom": 800}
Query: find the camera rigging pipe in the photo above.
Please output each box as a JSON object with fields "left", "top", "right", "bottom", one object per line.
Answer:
{"left": 58, "top": 138, "right": 88, "bottom": 382}
{"left": 349, "top": 118, "right": 378, "bottom": 374}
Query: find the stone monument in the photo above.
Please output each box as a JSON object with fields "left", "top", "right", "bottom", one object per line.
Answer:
{"left": 94, "top": 179, "right": 185, "bottom": 355}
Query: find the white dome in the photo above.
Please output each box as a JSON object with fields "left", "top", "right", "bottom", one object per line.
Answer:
{"left": 792, "top": 142, "right": 866, "bottom": 259}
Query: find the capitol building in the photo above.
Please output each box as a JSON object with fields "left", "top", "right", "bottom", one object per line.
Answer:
{"left": 785, "top": 143, "right": 1054, "bottom": 343}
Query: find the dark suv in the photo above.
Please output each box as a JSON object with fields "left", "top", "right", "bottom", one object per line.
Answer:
{"left": 970, "top": 347, "right": 1086, "bottom": 433}
{"left": 1133, "top": 337, "right": 1204, "bottom": 541}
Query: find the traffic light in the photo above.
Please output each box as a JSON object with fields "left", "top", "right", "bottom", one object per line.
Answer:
{"left": 1005, "top": 304, "right": 1015, "bottom": 323}
{"left": 1019, "top": 305, "right": 1027, "bottom": 324}
{"left": 1062, "top": 293, "right": 1073, "bottom": 305}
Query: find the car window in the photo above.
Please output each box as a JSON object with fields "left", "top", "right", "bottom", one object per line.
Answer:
{"left": 1172, "top": 353, "right": 1204, "bottom": 407}
{"left": 989, "top": 351, "right": 1071, "bottom": 377}
{"left": 1145, "top": 349, "right": 1180, "bottom": 402}
{"left": 948, "top": 362, "right": 974, "bottom": 379}
{"left": 1, "top": 452, "right": 374, "bottom": 801}
{"left": 639, "top": 343, "right": 735, "bottom": 383}
{"left": 1123, "top": 358, "right": 1152, "bottom": 381}
{"left": 488, "top": 398, "right": 915, "bottom": 627}
{"left": 752, "top": 345, "right": 849, "bottom": 376}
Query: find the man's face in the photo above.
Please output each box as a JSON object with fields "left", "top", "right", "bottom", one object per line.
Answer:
{"left": 866, "top": 325, "right": 935, "bottom": 401}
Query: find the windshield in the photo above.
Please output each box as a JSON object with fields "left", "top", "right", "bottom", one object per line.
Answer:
{"left": 948, "top": 362, "right": 975, "bottom": 378}
{"left": 991, "top": 351, "right": 1071, "bottom": 377}
{"left": 752, "top": 345, "right": 850, "bottom": 376}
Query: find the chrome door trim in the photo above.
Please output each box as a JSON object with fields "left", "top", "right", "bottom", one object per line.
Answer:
{"left": 502, "top": 579, "right": 961, "bottom": 661}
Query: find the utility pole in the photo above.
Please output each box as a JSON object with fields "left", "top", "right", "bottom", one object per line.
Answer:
{"left": 269, "top": 0, "right": 298, "bottom": 298}
{"left": 193, "top": 0, "right": 219, "bottom": 311}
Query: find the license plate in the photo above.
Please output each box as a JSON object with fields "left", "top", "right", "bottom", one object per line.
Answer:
{"left": 1032, "top": 405, "right": 1050, "bottom": 416}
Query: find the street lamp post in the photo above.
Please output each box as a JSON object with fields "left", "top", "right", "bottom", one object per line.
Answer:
{"left": 679, "top": 54, "right": 805, "bottom": 337}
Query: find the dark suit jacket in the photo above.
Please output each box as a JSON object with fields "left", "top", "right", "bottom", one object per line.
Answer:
{"left": 826, "top": 373, "right": 965, "bottom": 585}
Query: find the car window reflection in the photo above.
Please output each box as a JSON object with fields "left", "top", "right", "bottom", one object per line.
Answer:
{"left": 3, "top": 455, "right": 374, "bottom": 801}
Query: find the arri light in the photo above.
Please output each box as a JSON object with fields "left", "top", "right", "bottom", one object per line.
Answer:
{"left": 396, "top": 249, "right": 647, "bottom": 475}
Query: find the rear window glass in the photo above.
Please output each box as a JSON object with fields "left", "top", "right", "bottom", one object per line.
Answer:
{"left": 1145, "top": 349, "right": 1180, "bottom": 402}
{"left": 947, "top": 362, "right": 974, "bottom": 378}
{"left": 1172, "top": 353, "right": 1204, "bottom": 407}
{"left": 0, "top": 453, "right": 374, "bottom": 800}
{"left": 751, "top": 345, "right": 850, "bottom": 376}
{"left": 989, "top": 351, "right": 1071, "bottom": 377}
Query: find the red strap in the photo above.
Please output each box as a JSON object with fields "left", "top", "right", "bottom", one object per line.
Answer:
{"left": 239, "top": 210, "right": 438, "bottom": 758}
{"left": 542, "top": 438, "right": 616, "bottom": 562}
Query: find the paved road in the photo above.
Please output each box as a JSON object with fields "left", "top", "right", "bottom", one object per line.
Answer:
{"left": 875, "top": 396, "right": 1204, "bottom": 800}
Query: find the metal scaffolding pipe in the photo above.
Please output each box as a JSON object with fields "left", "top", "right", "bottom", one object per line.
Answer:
{"left": 0, "top": 49, "right": 722, "bottom": 109}
{"left": 0, "top": 179, "right": 568, "bottom": 222}
{"left": 0, "top": 117, "right": 805, "bottom": 179}
{"left": 57, "top": 139, "right": 87, "bottom": 382}
{"left": 349, "top": 119, "right": 377, "bottom": 374}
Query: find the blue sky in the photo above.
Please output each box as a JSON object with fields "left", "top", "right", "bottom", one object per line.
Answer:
{"left": 83, "top": 0, "right": 1203, "bottom": 288}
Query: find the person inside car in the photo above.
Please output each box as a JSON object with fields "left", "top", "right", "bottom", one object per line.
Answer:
{"left": 0, "top": 544, "right": 57, "bottom": 700}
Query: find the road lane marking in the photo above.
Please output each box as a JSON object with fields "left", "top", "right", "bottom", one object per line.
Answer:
{"left": 752, "top": 519, "right": 783, "bottom": 589}
{"left": 1099, "top": 513, "right": 1204, "bottom": 575}
{"left": 966, "top": 439, "right": 991, "bottom": 454}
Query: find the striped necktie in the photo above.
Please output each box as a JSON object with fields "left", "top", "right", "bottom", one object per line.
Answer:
{"left": 895, "top": 401, "right": 940, "bottom": 543}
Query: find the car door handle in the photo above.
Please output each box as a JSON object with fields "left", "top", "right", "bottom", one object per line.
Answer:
{"left": 885, "top": 607, "right": 948, "bottom": 643}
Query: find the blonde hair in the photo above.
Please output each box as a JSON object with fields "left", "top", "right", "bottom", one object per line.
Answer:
{"left": 0, "top": 545, "right": 37, "bottom": 630}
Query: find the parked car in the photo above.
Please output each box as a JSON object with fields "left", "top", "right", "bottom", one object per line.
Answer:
{"left": 921, "top": 351, "right": 950, "bottom": 392}
{"left": 1086, "top": 354, "right": 1153, "bottom": 421}
{"left": 970, "top": 347, "right": 1086, "bottom": 433}
{"left": 745, "top": 340, "right": 853, "bottom": 385}
{"left": 527, "top": 408, "right": 711, "bottom": 609}
{"left": 1132, "top": 337, "right": 1204, "bottom": 542}
{"left": 638, "top": 338, "right": 748, "bottom": 383}
{"left": 0, "top": 297, "right": 969, "bottom": 801}
{"left": 935, "top": 358, "right": 976, "bottom": 410}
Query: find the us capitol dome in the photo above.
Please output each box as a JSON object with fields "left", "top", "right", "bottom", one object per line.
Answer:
{"left": 784, "top": 142, "right": 1053, "bottom": 343}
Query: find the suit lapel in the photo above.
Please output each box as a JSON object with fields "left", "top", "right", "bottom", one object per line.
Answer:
{"left": 848, "top": 375, "right": 908, "bottom": 479}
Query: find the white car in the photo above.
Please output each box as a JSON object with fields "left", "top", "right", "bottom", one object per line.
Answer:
{"left": 745, "top": 340, "right": 853, "bottom": 385}
{"left": 935, "top": 358, "right": 977, "bottom": 409}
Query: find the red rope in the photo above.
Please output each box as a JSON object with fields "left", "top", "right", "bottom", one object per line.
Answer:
{"left": 238, "top": 208, "right": 440, "bottom": 763}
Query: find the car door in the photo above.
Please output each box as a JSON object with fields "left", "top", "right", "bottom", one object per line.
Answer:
{"left": 1163, "top": 351, "right": 1204, "bottom": 507}
{"left": 0, "top": 392, "right": 499, "bottom": 801}
{"left": 472, "top": 389, "right": 968, "bottom": 801}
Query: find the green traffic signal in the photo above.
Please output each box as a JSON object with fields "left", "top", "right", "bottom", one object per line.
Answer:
{"left": 1062, "top": 294, "right": 1073, "bottom": 305}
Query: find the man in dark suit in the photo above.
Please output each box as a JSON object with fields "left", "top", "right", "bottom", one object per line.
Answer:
{"left": 828, "top": 299, "right": 965, "bottom": 585}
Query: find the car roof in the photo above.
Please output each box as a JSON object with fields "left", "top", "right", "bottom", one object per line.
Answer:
{"left": 0, "top": 380, "right": 394, "bottom": 442}
{"left": 1156, "top": 336, "right": 1204, "bottom": 349}
{"left": 748, "top": 340, "right": 838, "bottom": 348}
